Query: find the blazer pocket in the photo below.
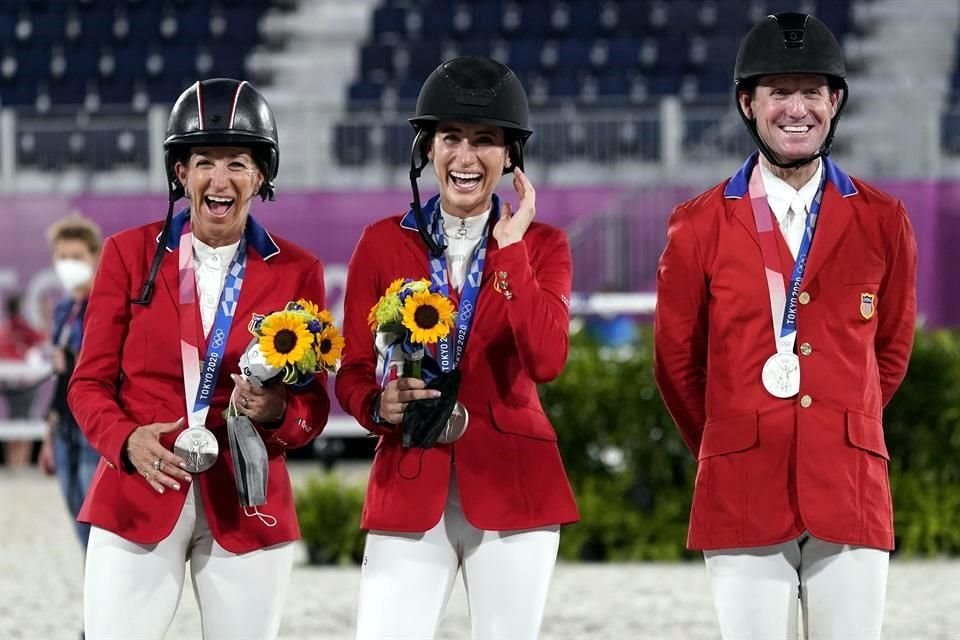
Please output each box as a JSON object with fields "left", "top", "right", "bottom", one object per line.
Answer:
{"left": 846, "top": 409, "right": 889, "bottom": 459}
{"left": 698, "top": 412, "right": 759, "bottom": 461}
{"left": 489, "top": 400, "right": 557, "bottom": 442}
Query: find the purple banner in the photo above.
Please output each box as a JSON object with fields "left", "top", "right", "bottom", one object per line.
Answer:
{"left": 0, "top": 182, "right": 955, "bottom": 330}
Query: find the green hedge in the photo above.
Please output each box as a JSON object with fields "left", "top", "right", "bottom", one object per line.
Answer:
{"left": 296, "top": 326, "right": 960, "bottom": 564}
{"left": 544, "top": 325, "right": 960, "bottom": 560}
{"left": 295, "top": 474, "right": 365, "bottom": 565}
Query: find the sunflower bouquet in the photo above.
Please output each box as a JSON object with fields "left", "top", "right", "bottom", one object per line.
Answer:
{"left": 367, "top": 278, "right": 455, "bottom": 379}
{"left": 240, "top": 299, "right": 344, "bottom": 387}
{"left": 227, "top": 300, "right": 343, "bottom": 507}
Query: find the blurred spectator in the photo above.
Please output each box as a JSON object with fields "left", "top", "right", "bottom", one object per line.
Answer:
{"left": 0, "top": 294, "right": 47, "bottom": 466}
{"left": 38, "top": 213, "right": 102, "bottom": 549}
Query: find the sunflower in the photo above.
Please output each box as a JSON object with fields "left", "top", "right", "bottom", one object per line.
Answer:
{"left": 295, "top": 298, "right": 321, "bottom": 317}
{"left": 402, "top": 291, "right": 455, "bottom": 344}
{"left": 258, "top": 311, "right": 313, "bottom": 368}
{"left": 315, "top": 325, "right": 345, "bottom": 368}
{"left": 385, "top": 278, "right": 405, "bottom": 297}
{"left": 316, "top": 309, "right": 334, "bottom": 325}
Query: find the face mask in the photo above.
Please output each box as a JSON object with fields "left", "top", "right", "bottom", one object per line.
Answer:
{"left": 54, "top": 259, "right": 94, "bottom": 291}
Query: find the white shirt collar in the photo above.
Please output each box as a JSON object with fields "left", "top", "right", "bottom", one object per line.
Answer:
{"left": 192, "top": 235, "right": 240, "bottom": 268}
{"left": 440, "top": 206, "right": 491, "bottom": 242}
{"left": 759, "top": 159, "right": 823, "bottom": 225}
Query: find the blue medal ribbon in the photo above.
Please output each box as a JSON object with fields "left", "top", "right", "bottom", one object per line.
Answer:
{"left": 778, "top": 171, "right": 827, "bottom": 342}
{"left": 424, "top": 193, "right": 498, "bottom": 373}
{"left": 189, "top": 235, "right": 248, "bottom": 415}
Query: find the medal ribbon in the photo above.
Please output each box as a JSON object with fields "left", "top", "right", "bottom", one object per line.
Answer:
{"left": 747, "top": 162, "right": 826, "bottom": 355}
{"left": 425, "top": 194, "right": 498, "bottom": 373}
{"left": 178, "top": 222, "right": 248, "bottom": 428}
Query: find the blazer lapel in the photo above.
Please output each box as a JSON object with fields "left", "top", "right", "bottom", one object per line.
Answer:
{"left": 802, "top": 184, "right": 853, "bottom": 286}
{"left": 729, "top": 196, "right": 762, "bottom": 251}
{"left": 231, "top": 247, "right": 274, "bottom": 346}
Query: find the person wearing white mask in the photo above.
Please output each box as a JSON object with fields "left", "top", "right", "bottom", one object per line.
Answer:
{"left": 38, "top": 213, "right": 103, "bottom": 550}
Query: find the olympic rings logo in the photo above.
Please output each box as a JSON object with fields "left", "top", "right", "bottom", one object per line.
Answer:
{"left": 211, "top": 329, "right": 226, "bottom": 348}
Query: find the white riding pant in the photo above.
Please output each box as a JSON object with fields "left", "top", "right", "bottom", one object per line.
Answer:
{"left": 356, "top": 476, "right": 561, "bottom": 640}
{"left": 704, "top": 532, "right": 889, "bottom": 640}
{"left": 84, "top": 483, "right": 294, "bottom": 640}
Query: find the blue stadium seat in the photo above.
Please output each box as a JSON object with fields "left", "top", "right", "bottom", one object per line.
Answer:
{"left": 216, "top": 6, "right": 262, "bottom": 44}
{"left": 77, "top": 7, "right": 115, "bottom": 45}
{"left": 454, "top": 39, "right": 490, "bottom": 59}
{"left": 606, "top": 36, "right": 640, "bottom": 69}
{"left": 617, "top": 1, "right": 651, "bottom": 33}
{"left": 647, "top": 73, "right": 681, "bottom": 97}
{"left": 64, "top": 45, "right": 99, "bottom": 78}
{"left": 334, "top": 123, "right": 370, "bottom": 166}
{"left": 372, "top": 6, "right": 407, "bottom": 38}
{"left": 596, "top": 70, "right": 631, "bottom": 102}
{"left": 406, "top": 41, "right": 443, "bottom": 80}
{"left": 568, "top": 1, "right": 601, "bottom": 39}
{"left": 547, "top": 73, "right": 581, "bottom": 100}
{"left": 420, "top": 5, "right": 452, "bottom": 36}
{"left": 97, "top": 76, "right": 134, "bottom": 105}
{"left": 397, "top": 79, "right": 422, "bottom": 106}
{"left": 177, "top": 4, "right": 212, "bottom": 40}
{"left": 361, "top": 43, "right": 394, "bottom": 80}
{"left": 348, "top": 81, "right": 384, "bottom": 111}
{"left": 507, "top": 39, "right": 542, "bottom": 75}
{"left": 111, "top": 44, "right": 147, "bottom": 79}
{"left": 508, "top": 3, "right": 550, "bottom": 37}
{"left": 382, "top": 123, "right": 411, "bottom": 165}
{"left": 47, "top": 76, "right": 87, "bottom": 105}
{"left": 551, "top": 38, "right": 591, "bottom": 72}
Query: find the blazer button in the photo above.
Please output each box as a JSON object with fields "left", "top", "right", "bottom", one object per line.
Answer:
{"left": 800, "top": 394, "right": 813, "bottom": 408}
{"left": 799, "top": 343, "right": 812, "bottom": 356}
{"left": 798, "top": 291, "right": 811, "bottom": 305}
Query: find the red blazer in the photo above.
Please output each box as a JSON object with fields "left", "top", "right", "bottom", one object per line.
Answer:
{"left": 68, "top": 212, "right": 330, "bottom": 554}
{"left": 654, "top": 155, "right": 917, "bottom": 551}
{"left": 335, "top": 199, "right": 579, "bottom": 532}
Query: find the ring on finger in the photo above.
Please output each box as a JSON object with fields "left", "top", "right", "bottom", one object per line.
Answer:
{"left": 241, "top": 396, "right": 250, "bottom": 409}
{"left": 153, "top": 458, "right": 162, "bottom": 471}
{"left": 142, "top": 470, "right": 150, "bottom": 481}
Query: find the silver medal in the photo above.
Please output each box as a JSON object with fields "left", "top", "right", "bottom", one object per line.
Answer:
{"left": 174, "top": 426, "right": 219, "bottom": 473}
{"left": 437, "top": 401, "right": 469, "bottom": 445}
{"left": 761, "top": 352, "right": 800, "bottom": 398}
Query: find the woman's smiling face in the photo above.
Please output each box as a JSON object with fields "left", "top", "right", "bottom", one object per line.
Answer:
{"left": 175, "top": 146, "right": 263, "bottom": 246}
{"left": 429, "top": 122, "right": 510, "bottom": 218}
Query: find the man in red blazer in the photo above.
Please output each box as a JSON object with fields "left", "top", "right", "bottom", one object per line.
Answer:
{"left": 68, "top": 79, "right": 329, "bottom": 640}
{"left": 336, "top": 57, "right": 578, "bottom": 639}
{"left": 654, "top": 14, "right": 917, "bottom": 640}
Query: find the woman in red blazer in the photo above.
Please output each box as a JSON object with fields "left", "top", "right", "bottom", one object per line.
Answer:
{"left": 336, "top": 57, "right": 578, "bottom": 639}
{"left": 68, "top": 79, "right": 329, "bottom": 640}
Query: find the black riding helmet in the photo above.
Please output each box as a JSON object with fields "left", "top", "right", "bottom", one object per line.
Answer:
{"left": 734, "top": 13, "right": 849, "bottom": 169}
{"left": 408, "top": 56, "right": 532, "bottom": 257}
{"left": 135, "top": 78, "right": 279, "bottom": 304}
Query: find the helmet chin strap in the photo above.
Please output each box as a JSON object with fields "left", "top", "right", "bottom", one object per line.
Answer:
{"left": 409, "top": 129, "right": 445, "bottom": 258}
{"left": 133, "top": 195, "right": 176, "bottom": 305}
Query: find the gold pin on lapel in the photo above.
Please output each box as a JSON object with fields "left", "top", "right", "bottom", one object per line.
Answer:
{"left": 860, "top": 293, "right": 876, "bottom": 320}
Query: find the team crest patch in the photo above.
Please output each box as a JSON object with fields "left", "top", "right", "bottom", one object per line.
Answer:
{"left": 247, "top": 312, "right": 266, "bottom": 335}
{"left": 859, "top": 293, "right": 876, "bottom": 320}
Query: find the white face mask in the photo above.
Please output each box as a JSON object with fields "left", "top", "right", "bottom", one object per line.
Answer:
{"left": 54, "top": 259, "right": 94, "bottom": 292}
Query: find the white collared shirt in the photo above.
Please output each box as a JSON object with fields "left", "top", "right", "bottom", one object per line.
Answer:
{"left": 192, "top": 236, "right": 240, "bottom": 335}
{"left": 759, "top": 159, "right": 823, "bottom": 258}
{"left": 441, "top": 207, "right": 491, "bottom": 292}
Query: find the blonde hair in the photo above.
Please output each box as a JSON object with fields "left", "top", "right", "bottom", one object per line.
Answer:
{"left": 47, "top": 212, "right": 103, "bottom": 255}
